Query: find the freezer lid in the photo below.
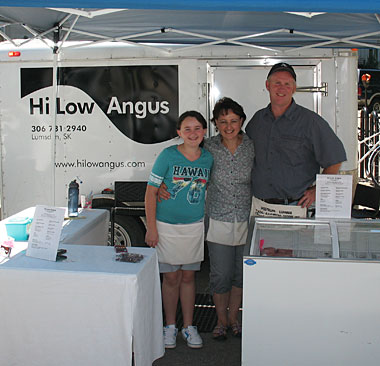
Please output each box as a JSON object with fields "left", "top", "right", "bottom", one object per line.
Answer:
{"left": 249, "top": 217, "right": 380, "bottom": 261}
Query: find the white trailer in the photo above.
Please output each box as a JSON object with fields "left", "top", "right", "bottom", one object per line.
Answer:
{"left": 0, "top": 41, "right": 358, "bottom": 245}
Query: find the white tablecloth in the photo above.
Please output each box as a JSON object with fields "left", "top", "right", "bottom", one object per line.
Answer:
{"left": 3, "top": 206, "right": 109, "bottom": 246}
{"left": 1, "top": 207, "right": 110, "bottom": 261}
{"left": 0, "top": 245, "right": 164, "bottom": 366}
{"left": 60, "top": 208, "right": 109, "bottom": 245}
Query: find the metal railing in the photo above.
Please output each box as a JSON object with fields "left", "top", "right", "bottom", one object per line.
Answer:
{"left": 358, "top": 108, "right": 380, "bottom": 187}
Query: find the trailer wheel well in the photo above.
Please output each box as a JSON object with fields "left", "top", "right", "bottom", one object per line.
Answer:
{"left": 92, "top": 197, "right": 147, "bottom": 247}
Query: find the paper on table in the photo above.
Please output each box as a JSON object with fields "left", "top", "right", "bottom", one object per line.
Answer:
{"left": 26, "top": 205, "right": 65, "bottom": 261}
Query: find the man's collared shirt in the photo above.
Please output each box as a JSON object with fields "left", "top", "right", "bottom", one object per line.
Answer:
{"left": 245, "top": 100, "right": 347, "bottom": 200}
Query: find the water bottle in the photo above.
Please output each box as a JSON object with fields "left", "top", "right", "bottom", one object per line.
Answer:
{"left": 68, "top": 180, "right": 79, "bottom": 217}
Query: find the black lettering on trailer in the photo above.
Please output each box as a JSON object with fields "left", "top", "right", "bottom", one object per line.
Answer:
{"left": 21, "top": 65, "right": 179, "bottom": 145}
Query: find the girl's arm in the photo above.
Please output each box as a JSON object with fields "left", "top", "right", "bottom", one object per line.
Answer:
{"left": 144, "top": 184, "right": 160, "bottom": 247}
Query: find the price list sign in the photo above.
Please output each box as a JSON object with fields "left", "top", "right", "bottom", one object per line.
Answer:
{"left": 26, "top": 205, "right": 65, "bottom": 261}
{"left": 315, "top": 174, "right": 353, "bottom": 219}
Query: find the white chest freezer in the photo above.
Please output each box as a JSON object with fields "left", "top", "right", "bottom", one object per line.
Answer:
{"left": 242, "top": 217, "right": 380, "bottom": 366}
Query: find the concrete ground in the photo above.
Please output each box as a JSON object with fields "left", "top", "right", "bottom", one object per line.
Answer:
{"left": 152, "top": 247, "right": 242, "bottom": 366}
{"left": 152, "top": 331, "right": 242, "bottom": 366}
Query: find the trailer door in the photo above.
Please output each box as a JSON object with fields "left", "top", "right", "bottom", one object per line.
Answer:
{"left": 208, "top": 61, "right": 327, "bottom": 132}
{"left": 208, "top": 55, "right": 358, "bottom": 174}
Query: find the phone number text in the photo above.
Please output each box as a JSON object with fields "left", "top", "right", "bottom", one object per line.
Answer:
{"left": 31, "top": 125, "right": 87, "bottom": 133}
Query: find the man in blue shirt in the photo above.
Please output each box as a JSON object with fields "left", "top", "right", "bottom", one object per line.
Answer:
{"left": 245, "top": 62, "right": 347, "bottom": 209}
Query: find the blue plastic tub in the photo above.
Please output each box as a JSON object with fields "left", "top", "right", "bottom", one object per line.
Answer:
{"left": 5, "top": 217, "right": 33, "bottom": 241}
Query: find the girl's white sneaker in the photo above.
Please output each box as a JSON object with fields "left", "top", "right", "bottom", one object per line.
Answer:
{"left": 181, "top": 325, "right": 203, "bottom": 348}
{"left": 163, "top": 324, "right": 178, "bottom": 349}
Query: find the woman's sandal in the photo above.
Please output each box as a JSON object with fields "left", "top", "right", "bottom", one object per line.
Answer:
{"left": 212, "top": 325, "right": 228, "bottom": 341}
{"left": 230, "top": 323, "right": 242, "bottom": 338}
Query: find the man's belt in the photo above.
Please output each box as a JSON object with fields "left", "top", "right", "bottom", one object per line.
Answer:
{"left": 262, "top": 197, "right": 300, "bottom": 205}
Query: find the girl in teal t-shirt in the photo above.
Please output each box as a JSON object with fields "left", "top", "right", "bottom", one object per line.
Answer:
{"left": 145, "top": 111, "right": 213, "bottom": 350}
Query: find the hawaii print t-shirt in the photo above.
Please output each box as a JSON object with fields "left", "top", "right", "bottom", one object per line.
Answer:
{"left": 148, "top": 145, "right": 213, "bottom": 224}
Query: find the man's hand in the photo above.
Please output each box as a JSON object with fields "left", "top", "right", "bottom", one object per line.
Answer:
{"left": 298, "top": 163, "right": 342, "bottom": 208}
{"left": 157, "top": 182, "right": 171, "bottom": 202}
{"left": 298, "top": 186, "right": 316, "bottom": 208}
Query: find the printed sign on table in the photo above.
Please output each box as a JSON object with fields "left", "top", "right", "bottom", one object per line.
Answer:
{"left": 315, "top": 174, "right": 353, "bottom": 219}
{"left": 26, "top": 205, "right": 65, "bottom": 261}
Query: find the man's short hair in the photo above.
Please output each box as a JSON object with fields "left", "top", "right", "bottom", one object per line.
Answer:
{"left": 267, "top": 62, "right": 296, "bottom": 81}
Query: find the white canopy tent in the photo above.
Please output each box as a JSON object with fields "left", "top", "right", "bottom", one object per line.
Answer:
{"left": 0, "top": 1, "right": 378, "bottom": 53}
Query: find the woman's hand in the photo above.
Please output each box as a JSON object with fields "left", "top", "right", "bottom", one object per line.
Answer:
{"left": 157, "top": 182, "right": 171, "bottom": 202}
{"left": 145, "top": 228, "right": 159, "bottom": 248}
